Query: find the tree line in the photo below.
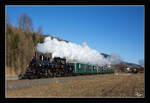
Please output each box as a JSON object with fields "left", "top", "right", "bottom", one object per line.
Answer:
{"left": 6, "top": 13, "right": 45, "bottom": 75}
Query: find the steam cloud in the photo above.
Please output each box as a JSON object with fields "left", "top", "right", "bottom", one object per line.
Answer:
{"left": 139, "top": 59, "right": 144, "bottom": 67}
{"left": 36, "top": 36, "right": 121, "bottom": 66}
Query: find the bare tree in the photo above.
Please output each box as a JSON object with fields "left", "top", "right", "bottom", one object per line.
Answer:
{"left": 18, "top": 13, "right": 33, "bottom": 32}
{"left": 36, "top": 26, "right": 42, "bottom": 34}
{"left": 6, "top": 13, "right": 11, "bottom": 28}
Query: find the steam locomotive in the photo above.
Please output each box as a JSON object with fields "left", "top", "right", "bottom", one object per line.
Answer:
{"left": 18, "top": 52, "right": 114, "bottom": 79}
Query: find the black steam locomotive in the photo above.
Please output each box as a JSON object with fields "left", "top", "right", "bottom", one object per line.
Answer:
{"left": 18, "top": 52, "right": 74, "bottom": 79}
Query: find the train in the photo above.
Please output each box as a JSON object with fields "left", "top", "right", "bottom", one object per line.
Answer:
{"left": 18, "top": 52, "right": 115, "bottom": 79}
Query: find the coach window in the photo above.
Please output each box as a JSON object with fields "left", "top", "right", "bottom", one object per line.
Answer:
{"left": 84, "top": 65, "right": 86, "bottom": 69}
{"left": 79, "top": 64, "right": 81, "bottom": 69}
{"left": 77, "top": 63, "right": 79, "bottom": 68}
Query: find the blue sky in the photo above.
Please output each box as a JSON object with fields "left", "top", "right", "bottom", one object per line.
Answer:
{"left": 6, "top": 5, "right": 144, "bottom": 64}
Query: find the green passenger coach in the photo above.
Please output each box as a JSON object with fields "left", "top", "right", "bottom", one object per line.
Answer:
{"left": 69, "top": 62, "right": 114, "bottom": 74}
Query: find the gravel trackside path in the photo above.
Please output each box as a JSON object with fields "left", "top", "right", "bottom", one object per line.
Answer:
{"left": 6, "top": 74, "right": 104, "bottom": 90}
{"left": 6, "top": 76, "right": 19, "bottom": 80}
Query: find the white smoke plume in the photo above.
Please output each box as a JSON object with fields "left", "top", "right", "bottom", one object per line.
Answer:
{"left": 36, "top": 36, "right": 121, "bottom": 66}
{"left": 106, "top": 53, "right": 121, "bottom": 65}
{"left": 139, "top": 59, "right": 144, "bottom": 67}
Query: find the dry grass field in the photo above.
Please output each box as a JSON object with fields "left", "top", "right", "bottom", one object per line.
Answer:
{"left": 6, "top": 73, "right": 144, "bottom": 98}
